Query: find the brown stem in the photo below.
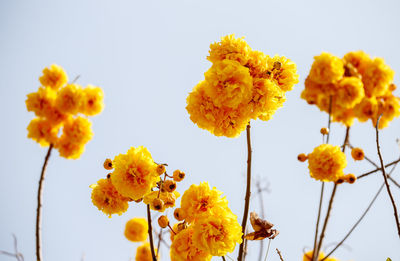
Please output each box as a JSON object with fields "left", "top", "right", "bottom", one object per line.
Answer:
{"left": 389, "top": 176, "right": 400, "bottom": 189}
{"left": 276, "top": 248, "right": 284, "bottom": 261}
{"left": 311, "top": 183, "right": 325, "bottom": 261}
{"left": 357, "top": 158, "right": 400, "bottom": 179}
{"left": 146, "top": 205, "right": 157, "bottom": 261}
{"left": 238, "top": 124, "right": 252, "bottom": 261}
{"left": 222, "top": 257, "right": 227, "bottom": 261}
{"left": 314, "top": 127, "right": 350, "bottom": 260}
{"left": 156, "top": 228, "right": 162, "bottom": 258}
{"left": 36, "top": 144, "right": 53, "bottom": 261}
{"left": 321, "top": 163, "right": 399, "bottom": 260}
{"left": 375, "top": 116, "right": 400, "bottom": 238}
{"left": 256, "top": 182, "right": 266, "bottom": 261}
{"left": 326, "top": 96, "right": 332, "bottom": 144}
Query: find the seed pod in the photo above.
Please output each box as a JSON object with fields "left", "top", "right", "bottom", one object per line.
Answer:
{"left": 351, "top": 147, "right": 364, "bottom": 161}
{"left": 344, "top": 173, "right": 357, "bottom": 184}
{"left": 103, "top": 159, "right": 113, "bottom": 170}
{"left": 173, "top": 170, "right": 185, "bottom": 182}
{"left": 158, "top": 215, "right": 169, "bottom": 228}
{"left": 297, "top": 153, "right": 308, "bottom": 162}
{"left": 164, "top": 180, "right": 177, "bottom": 192}
{"left": 320, "top": 127, "right": 329, "bottom": 135}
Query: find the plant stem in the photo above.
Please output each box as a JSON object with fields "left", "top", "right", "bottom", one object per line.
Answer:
{"left": 326, "top": 96, "right": 332, "bottom": 144}
{"left": 256, "top": 182, "right": 266, "bottom": 261}
{"left": 321, "top": 163, "right": 399, "bottom": 260}
{"left": 311, "top": 183, "right": 325, "bottom": 261}
{"left": 375, "top": 116, "right": 400, "bottom": 238}
{"left": 36, "top": 144, "right": 53, "bottom": 261}
{"left": 276, "top": 248, "right": 284, "bottom": 261}
{"left": 222, "top": 256, "right": 227, "bottom": 261}
{"left": 238, "top": 124, "right": 252, "bottom": 261}
{"left": 357, "top": 158, "right": 400, "bottom": 179}
{"left": 146, "top": 205, "right": 157, "bottom": 261}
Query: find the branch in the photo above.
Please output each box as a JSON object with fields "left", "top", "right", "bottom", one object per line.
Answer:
{"left": 146, "top": 205, "right": 157, "bottom": 261}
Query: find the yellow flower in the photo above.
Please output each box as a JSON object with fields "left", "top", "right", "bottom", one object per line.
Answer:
{"left": 55, "top": 84, "right": 84, "bottom": 114}
{"left": 111, "top": 146, "right": 159, "bottom": 200}
{"left": 204, "top": 59, "right": 253, "bottom": 108}
{"left": 56, "top": 136, "right": 85, "bottom": 159}
{"left": 80, "top": 85, "right": 104, "bottom": 116}
{"left": 143, "top": 190, "right": 180, "bottom": 212}
{"left": 208, "top": 34, "right": 251, "bottom": 66}
{"left": 362, "top": 57, "right": 394, "bottom": 98}
{"left": 39, "top": 64, "right": 68, "bottom": 90}
{"left": 246, "top": 50, "right": 269, "bottom": 78}
{"left": 307, "top": 144, "right": 347, "bottom": 182}
{"left": 331, "top": 107, "right": 355, "bottom": 127}
{"left": 26, "top": 87, "right": 57, "bottom": 118}
{"left": 353, "top": 97, "right": 378, "bottom": 123}
{"left": 135, "top": 242, "right": 158, "bottom": 261}
{"left": 343, "top": 50, "right": 371, "bottom": 75}
{"left": 170, "top": 227, "right": 212, "bottom": 261}
{"left": 61, "top": 116, "right": 93, "bottom": 144}
{"left": 379, "top": 94, "right": 400, "bottom": 128}
{"left": 90, "top": 178, "right": 129, "bottom": 217}
{"left": 186, "top": 81, "right": 249, "bottom": 138}
{"left": 125, "top": 217, "right": 148, "bottom": 242}
{"left": 309, "top": 52, "right": 344, "bottom": 84}
{"left": 267, "top": 55, "right": 299, "bottom": 92}
{"left": 180, "top": 182, "right": 229, "bottom": 223}
{"left": 192, "top": 209, "right": 242, "bottom": 256}
{"left": 334, "top": 77, "right": 364, "bottom": 109}
{"left": 303, "top": 250, "right": 339, "bottom": 261}
{"left": 27, "top": 118, "right": 60, "bottom": 146}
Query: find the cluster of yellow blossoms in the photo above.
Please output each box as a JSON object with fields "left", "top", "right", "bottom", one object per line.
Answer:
{"left": 299, "top": 144, "right": 356, "bottom": 183}
{"left": 303, "top": 250, "right": 339, "bottom": 261}
{"left": 168, "top": 182, "right": 242, "bottom": 261}
{"left": 90, "top": 146, "right": 184, "bottom": 217}
{"left": 302, "top": 51, "right": 400, "bottom": 128}
{"left": 186, "top": 34, "right": 299, "bottom": 137}
{"left": 26, "top": 64, "right": 104, "bottom": 159}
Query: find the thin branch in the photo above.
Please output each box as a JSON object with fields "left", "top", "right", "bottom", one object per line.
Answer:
{"left": 375, "top": 116, "right": 400, "bottom": 238}
{"left": 326, "top": 95, "right": 332, "bottom": 144}
{"left": 222, "top": 257, "right": 227, "bottom": 261}
{"left": 357, "top": 158, "right": 400, "bottom": 179}
{"left": 152, "top": 229, "right": 170, "bottom": 248}
{"left": 276, "top": 248, "right": 284, "bottom": 261}
{"left": 156, "top": 228, "right": 162, "bottom": 257}
{"left": 256, "top": 180, "right": 266, "bottom": 261}
{"left": 238, "top": 124, "right": 253, "bottom": 261}
{"left": 146, "top": 205, "right": 157, "bottom": 261}
{"left": 321, "top": 163, "right": 399, "bottom": 260}
{"left": 311, "top": 183, "right": 325, "bottom": 261}
{"left": 389, "top": 176, "right": 400, "bottom": 189}
{"left": 36, "top": 144, "right": 54, "bottom": 261}
{"left": 263, "top": 239, "right": 271, "bottom": 261}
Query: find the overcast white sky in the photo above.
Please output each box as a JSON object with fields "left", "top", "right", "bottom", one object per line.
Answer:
{"left": 1, "top": 0, "right": 400, "bottom": 260}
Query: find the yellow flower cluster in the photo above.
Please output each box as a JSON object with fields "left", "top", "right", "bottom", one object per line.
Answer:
{"left": 302, "top": 51, "right": 400, "bottom": 128}
{"left": 26, "top": 64, "right": 104, "bottom": 159}
{"left": 135, "top": 242, "right": 159, "bottom": 261}
{"left": 169, "top": 182, "right": 242, "bottom": 260}
{"left": 303, "top": 250, "right": 339, "bottom": 261}
{"left": 124, "top": 217, "right": 148, "bottom": 242}
{"left": 186, "top": 34, "right": 299, "bottom": 137}
{"left": 305, "top": 144, "right": 348, "bottom": 182}
{"left": 91, "top": 146, "right": 184, "bottom": 217}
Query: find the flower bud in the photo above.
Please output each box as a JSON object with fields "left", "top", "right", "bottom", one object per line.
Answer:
{"left": 164, "top": 180, "right": 177, "bottom": 192}
{"left": 297, "top": 153, "right": 308, "bottom": 162}
{"left": 173, "top": 170, "right": 185, "bottom": 182}
{"left": 158, "top": 215, "right": 169, "bottom": 228}
{"left": 173, "top": 208, "right": 186, "bottom": 221}
{"left": 103, "top": 158, "right": 113, "bottom": 170}
{"left": 156, "top": 164, "right": 166, "bottom": 175}
{"left": 151, "top": 198, "right": 164, "bottom": 211}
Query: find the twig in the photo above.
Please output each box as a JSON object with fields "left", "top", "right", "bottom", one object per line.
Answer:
{"left": 389, "top": 176, "right": 400, "bottom": 189}
{"left": 321, "top": 163, "right": 399, "bottom": 260}
{"left": 222, "top": 257, "right": 227, "bottom": 261}
{"left": 276, "top": 248, "right": 284, "bottom": 261}
{"left": 156, "top": 228, "right": 162, "bottom": 258}
{"left": 152, "top": 229, "right": 170, "bottom": 248}
{"left": 375, "top": 116, "right": 400, "bottom": 238}
{"left": 146, "top": 205, "right": 157, "bottom": 261}
{"left": 36, "top": 144, "right": 54, "bottom": 261}
{"left": 326, "top": 95, "right": 332, "bottom": 144}
{"left": 357, "top": 158, "right": 400, "bottom": 179}
{"left": 71, "top": 75, "right": 81, "bottom": 84}
{"left": 311, "top": 183, "right": 325, "bottom": 261}
{"left": 263, "top": 239, "right": 271, "bottom": 261}
{"left": 256, "top": 180, "right": 267, "bottom": 261}
{"left": 238, "top": 124, "right": 253, "bottom": 261}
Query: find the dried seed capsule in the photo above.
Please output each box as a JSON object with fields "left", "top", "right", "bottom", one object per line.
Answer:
{"left": 297, "top": 153, "right": 308, "bottom": 162}
{"left": 151, "top": 198, "right": 164, "bottom": 211}
{"left": 103, "top": 159, "right": 113, "bottom": 170}
{"left": 351, "top": 147, "right": 364, "bottom": 161}
{"left": 320, "top": 127, "right": 329, "bottom": 135}
{"left": 158, "top": 215, "right": 169, "bottom": 228}
{"left": 156, "top": 164, "right": 166, "bottom": 175}
{"left": 173, "top": 170, "right": 185, "bottom": 182}
{"left": 164, "top": 180, "right": 177, "bottom": 192}
{"left": 173, "top": 208, "right": 186, "bottom": 221}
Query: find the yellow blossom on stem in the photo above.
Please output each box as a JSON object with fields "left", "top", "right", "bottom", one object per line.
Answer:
{"left": 90, "top": 178, "right": 129, "bottom": 217}
{"left": 61, "top": 116, "right": 93, "bottom": 144}
{"left": 267, "top": 55, "right": 299, "bottom": 92}
{"left": 343, "top": 50, "right": 371, "bottom": 75}
{"left": 180, "top": 182, "right": 229, "bottom": 223}
{"left": 26, "top": 87, "right": 57, "bottom": 119}
{"left": 192, "top": 209, "right": 242, "bottom": 256}
{"left": 208, "top": 34, "right": 251, "bottom": 65}
{"left": 111, "top": 146, "right": 159, "bottom": 200}
{"left": 39, "top": 64, "right": 68, "bottom": 90}
{"left": 334, "top": 77, "right": 364, "bottom": 109}
{"left": 309, "top": 52, "right": 344, "bottom": 84}
{"left": 55, "top": 83, "right": 84, "bottom": 115}
{"left": 56, "top": 136, "right": 85, "bottom": 159}
{"left": 362, "top": 57, "right": 394, "bottom": 98}
{"left": 124, "top": 217, "right": 148, "bottom": 242}
{"left": 307, "top": 144, "right": 347, "bottom": 182}
{"left": 170, "top": 227, "right": 212, "bottom": 261}
{"left": 80, "top": 85, "right": 104, "bottom": 116}
{"left": 135, "top": 242, "right": 158, "bottom": 261}
{"left": 143, "top": 190, "right": 180, "bottom": 212}
{"left": 27, "top": 118, "right": 60, "bottom": 147}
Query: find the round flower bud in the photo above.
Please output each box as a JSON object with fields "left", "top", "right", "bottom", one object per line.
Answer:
{"left": 103, "top": 158, "right": 113, "bottom": 170}
{"left": 177, "top": 222, "right": 187, "bottom": 232}
{"left": 158, "top": 215, "right": 169, "bottom": 228}
{"left": 156, "top": 164, "right": 166, "bottom": 175}
{"left": 134, "top": 198, "right": 143, "bottom": 203}
{"left": 351, "top": 147, "right": 364, "bottom": 161}
{"left": 173, "top": 170, "right": 185, "bottom": 182}
{"left": 344, "top": 174, "right": 357, "bottom": 184}
{"left": 163, "top": 180, "right": 177, "bottom": 193}
{"left": 173, "top": 208, "right": 186, "bottom": 221}
{"left": 320, "top": 127, "right": 329, "bottom": 135}
{"left": 151, "top": 198, "right": 164, "bottom": 211}
{"left": 297, "top": 153, "right": 308, "bottom": 162}
{"left": 335, "top": 177, "right": 345, "bottom": 184}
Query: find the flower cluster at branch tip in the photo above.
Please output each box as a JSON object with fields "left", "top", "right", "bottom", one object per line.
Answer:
{"left": 90, "top": 146, "right": 185, "bottom": 217}
{"left": 26, "top": 64, "right": 104, "bottom": 159}
{"left": 125, "top": 218, "right": 148, "bottom": 242}
{"left": 302, "top": 51, "right": 400, "bottom": 128}
{"left": 135, "top": 242, "right": 159, "bottom": 261}
{"left": 303, "top": 250, "right": 339, "bottom": 261}
{"left": 186, "top": 34, "right": 299, "bottom": 137}
{"left": 299, "top": 144, "right": 356, "bottom": 184}
{"left": 168, "top": 182, "right": 242, "bottom": 260}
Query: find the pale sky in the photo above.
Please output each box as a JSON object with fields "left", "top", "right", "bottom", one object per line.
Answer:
{"left": 1, "top": 0, "right": 400, "bottom": 260}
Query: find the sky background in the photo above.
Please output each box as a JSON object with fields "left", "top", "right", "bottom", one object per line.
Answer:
{"left": 1, "top": 0, "right": 400, "bottom": 260}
